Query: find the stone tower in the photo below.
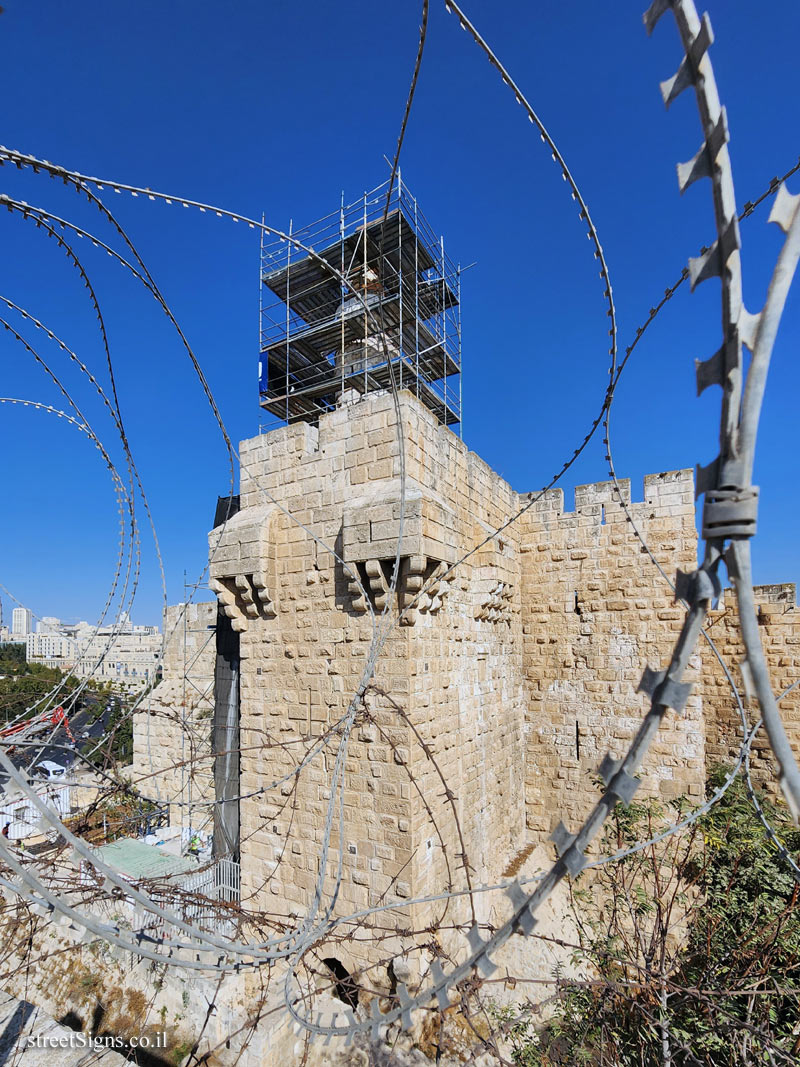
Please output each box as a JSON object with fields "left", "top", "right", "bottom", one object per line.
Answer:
{"left": 208, "top": 389, "right": 528, "bottom": 963}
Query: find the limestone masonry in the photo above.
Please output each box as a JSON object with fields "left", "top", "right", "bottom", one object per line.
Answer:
{"left": 133, "top": 601, "right": 216, "bottom": 812}
{"left": 133, "top": 387, "right": 799, "bottom": 974}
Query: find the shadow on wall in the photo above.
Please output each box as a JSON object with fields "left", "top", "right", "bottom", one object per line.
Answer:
{"left": 57, "top": 1002, "right": 175, "bottom": 1067}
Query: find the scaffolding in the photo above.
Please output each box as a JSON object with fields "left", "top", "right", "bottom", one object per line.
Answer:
{"left": 259, "top": 176, "right": 462, "bottom": 430}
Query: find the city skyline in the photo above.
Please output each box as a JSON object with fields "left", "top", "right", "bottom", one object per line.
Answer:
{"left": 0, "top": 603, "right": 164, "bottom": 640}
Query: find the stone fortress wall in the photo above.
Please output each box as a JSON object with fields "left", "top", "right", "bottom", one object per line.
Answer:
{"left": 131, "top": 601, "right": 217, "bottom": 829}
{"left": 133, "top": 388, "right": 800, "bottom": 972}
{"left": 518, "top": 470, "right": 706, "bottom": 842}
{"left": 698, "top": 582, "right": 800, "bottom": 795}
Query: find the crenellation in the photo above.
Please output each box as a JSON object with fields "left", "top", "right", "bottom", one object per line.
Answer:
{"left": 524, "top": 471, "right": 695, "bottom": 529}
{"left": 753, "top": 582, "right": 797, "bottom": 606}
{"left": 574, "top": 478, "right": 630, "bottom": 509}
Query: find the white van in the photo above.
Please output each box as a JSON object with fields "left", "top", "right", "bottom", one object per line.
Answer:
{"left": 35, "top": 761, "right": 66, "bottom": 781}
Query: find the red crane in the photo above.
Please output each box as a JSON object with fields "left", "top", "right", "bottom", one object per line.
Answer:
{"left": 0, "top": 706, "right": 75, "bottom": 744}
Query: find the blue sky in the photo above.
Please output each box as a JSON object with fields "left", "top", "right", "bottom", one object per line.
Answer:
{"left": 0, "top": 0, "right": 797, "bottom": 628}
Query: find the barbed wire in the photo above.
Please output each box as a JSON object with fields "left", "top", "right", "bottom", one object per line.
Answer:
{"left": 0, "top": 0, "right": 797, "bottom": 1061}
{"left": 0, "top": 0, "right": 450, "bottom": 986}
{"left": 0, "top": 394, "right": 138, "bottom": 711}
{"left": 0, "top": 305, "right": 149, "bottom": 719}
{"left": 1, "top": 0, "right": 634, "bottom": 979}
{"left": 286, "top": 0, "right": 800, "bottom": 1040}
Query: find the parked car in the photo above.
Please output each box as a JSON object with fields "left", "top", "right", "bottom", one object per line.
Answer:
{"left": 34, "top": 761, "right": 66, "bottom": 781}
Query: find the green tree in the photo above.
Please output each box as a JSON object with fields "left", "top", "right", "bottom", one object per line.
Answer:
{"left": 501, "top": 771, "right": 800, "bottom": 1066}
{"left": 0, "top": 661, "right": 65, "bottom": 722}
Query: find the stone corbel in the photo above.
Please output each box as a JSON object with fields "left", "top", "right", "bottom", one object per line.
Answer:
{"left": 346, "top": 560, "right": 391, "bottom": 615}
{"left": 348, "top": 556, "right": 453, "bottom": 623}
{"left": 208, "top": 504, "right": 277, "bottom": 632}
{"left": 422, "top": 560, "right": 451, "bottom": 616}
{"left": 347, "top": 568, "right": 368, "bottom": 614}
{"left": 399, "top": 554, "right": 426, "bottom": 626}
{"left": 476, "top": 581, "right": 515, "bottom": 624}
{"left": 209, "top": 577, "right": 244, "bottom": 632}
{"left": 251, "top": 572, "right": 276, "bottom": 616}
{"left": 209, "top": 574, "right": 277, "bottom": 632}
{"left": 399, "top": 556, "right": 452, "bottom": 624}
{"left": 341, "top": 490, "right": 457, "bottom": 623}
{"left": 365, "top": 560, "right": 391, "bottom": 612}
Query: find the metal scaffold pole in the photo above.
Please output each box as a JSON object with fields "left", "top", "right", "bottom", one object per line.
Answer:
{"left": 339, "top": 189, "right": 345, "bottom": 399}
{"left": 398, "top": 168, "right": 403, "bottom": 393}
{"left": 257, "top": 177, "right": 461, "bottom": 430}
{"left": 285, "top": 219, "right": 292, "bottom": 424}
{"left": 457, "top": 263, "right": 463, "bottom": 439}
{"left": 362, "top": 189, "right": 368, "bottom": 396}
{"left": 414, "top": 192, "right": 420, "bottom": 403}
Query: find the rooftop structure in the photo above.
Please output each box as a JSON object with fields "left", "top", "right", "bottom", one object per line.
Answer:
{"left": 90, "top": 838, "right": 196, "bottom": 881}
{"left": 259, "top": 176, "right": 461, "bottom": 428}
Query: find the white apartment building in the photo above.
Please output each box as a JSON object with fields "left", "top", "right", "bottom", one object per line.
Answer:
{"left": 26, "top": 631, "right": 78, "bottom": 667}
{"left": 11, "top": 607, "right": 33, "bottom": 637}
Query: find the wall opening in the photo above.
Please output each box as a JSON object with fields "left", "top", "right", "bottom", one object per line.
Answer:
{"left": 322, "top": 957, "right": 359, "bottom": 1010}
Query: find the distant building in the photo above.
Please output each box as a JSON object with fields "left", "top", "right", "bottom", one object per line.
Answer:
{"left": 11, "top": 607, "right": 32, "bottom": 637}
{"left": 69, "top": 626, "right": 162, "bottom": 686}
{"left": 26, "top": 631, "right": 78, "bottom": 668}
{"left": 25, "top": 614, "right": 162, "bottom": 687}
